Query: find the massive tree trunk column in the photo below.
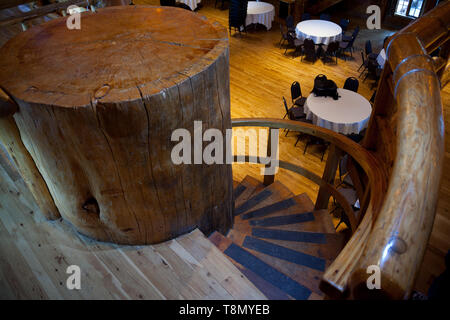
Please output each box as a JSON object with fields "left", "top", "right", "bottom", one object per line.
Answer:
{"left": 0, "top": 6, "right": 233, "bottom": 244}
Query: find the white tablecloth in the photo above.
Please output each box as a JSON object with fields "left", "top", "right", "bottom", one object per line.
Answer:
{"left": 295, "top": 20, "right": 342, "bottom": 45}
{"left": 377, "top": 48, "right": 386, "bottom": 68}
{"left": 305, "top": 89, "right": 371, "bottom": 135}
{"left": 246, "top": 1, "right": 275, "bottom": 30}
{"left": 176, "top": 0, "right": 201, "bottom": 10}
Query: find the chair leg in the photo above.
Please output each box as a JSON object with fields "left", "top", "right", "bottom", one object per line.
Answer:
{"left": 294, "top": 135, "right": 301, "bottom": 146}
{"left": 303, "top": 142, "right": 309, "bottom": 155}
{"left": 285, "top": 129, "right": 290, "bottom": 137}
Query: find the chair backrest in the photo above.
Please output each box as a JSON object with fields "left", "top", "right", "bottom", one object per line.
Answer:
{"left": 326, "top": 41, "right": 339, "bottom": 54}
{"left": 343, "top": 77, "right": 359, "bottom": 92}
{"left": 339, "top": 18, "right": 350, "bottom": 31}
{"left": 301, "top": 13, "right": 311, "bottom": 21}
{"left": 160, "top": 0, "right": 176, "bottom": 6}
{"left": 286, "top": 15, "right": 294, "bottom": 29}
{"left": 365, "top": 40, "right": 373, "bottom": 55}
{"left": 320, "top": 13, "right": 330, "bottom": 21}
{"left": 291, "top": 81, "right": 302, "bottom": 101}
{"left": 282, "top": 97, "right": 289, "bottom": 115}
{"left": 229, "top": 0, "right": 246, "bottom": 28}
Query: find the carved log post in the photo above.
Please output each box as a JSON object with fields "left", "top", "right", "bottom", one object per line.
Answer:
{"left": 0, "top": 89, "right": 61, "bottom": 220}
{"left": 0, "top": 6, "right": 233, "bottom": 244}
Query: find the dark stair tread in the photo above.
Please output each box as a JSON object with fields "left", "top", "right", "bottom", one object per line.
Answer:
{"left": 209, "top": 231, "right": 300, "bottom": 300}
{"left": 234, "top": 175, "right": 265, "bottom": 209}
{"left": 240, "top": 193, "right": 314, "bottom": 220}
{"left": 228, "top": 229, "right": 345, "bottom": 262}
{"left": 210, "top": 231, "right": 324, "bottom": 297}
{"left": 234, "top": 181, "right": 294, "bottom": 216}
{"left": 233, "top": 209, "right": 337, "bottom": 235}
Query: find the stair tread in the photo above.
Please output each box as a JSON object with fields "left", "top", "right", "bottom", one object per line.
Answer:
{"left": 234, "top": 208, "right": 337, "bottom": 235}
{"left": 235, "top": 181, "right": 294, "bottom": 216}
{"left": 228, "top": 228, "right": 344, "bottom": 263}
{"left": 234, "top": 175, "right": 265, "bottom": 208}
{"left": 210, "top": 231, "right": 324, "bottom": 297}
{"left": 209, "top": 232, "right": 294, "bottom": 300}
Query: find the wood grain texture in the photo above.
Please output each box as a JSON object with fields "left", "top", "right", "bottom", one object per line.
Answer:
{"left": 0, "top": 162, "right": 265, "bottom": 299}
{"left": 349, "top": 3, "right": 449, "bottom": 299}
{"left": 0, "top": 6, "right": 233, "bottom": 244}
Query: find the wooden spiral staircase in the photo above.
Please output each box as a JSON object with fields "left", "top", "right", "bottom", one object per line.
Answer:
{"left": 209, "top": 176, "right": 346, "bottom": 300}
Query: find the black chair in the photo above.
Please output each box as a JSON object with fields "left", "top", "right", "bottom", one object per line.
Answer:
{"left": 301, "top": 13, "right": 311, "bottom": 21}
{"left": 319, "top": 13, "right": 331, "bottom": 21}
{"left": 364, "top": 40, "right": 378, "bottom": 60}
{"left": 282, "top": 97, "right": 306, "bottom": 136}
{"left": 303, "top": 136, "right": 328, "bottom": 161}
{"left": 160, "top": 0, "right": 176, "bottom": 6}
{"left": 215, "top": 0, "right": 229, "bottom": 9}
{"left": 301, "top": 38, "right": 316, "bottom": 63}
{"left": 342, "top": 25, "right": 359, "bottom": 42}
{"left": 229, "top": 0, "right": 247, "bottom": 35}
{"left": 286, "top": 15, "right": 295, "bottom": 32}
{"left": 363, "top": 59, "right": 381, "bottom": 83}
{"left": 339, "top": 37, "right": 355, "bottom": 60}
{"left": 291, "top": 81, "right": 306, "bottom": 108}
{"left": 321, "top": 41, "right": 339, "bottom": 64}
{"left": 279, "top": 24, "right": 288, "bottom": 48}
{"left": 294, "top": 119, "right": 313, "bottom": 146}
{"left": 339, "top": 18, "right": 350, "bottom": 32}
{"left": 343, "top": 77, "right": 359, "bottom": 92}
{"left": 284, "top": 31, "right": 303, "bottom": 57}
{"left": 357, "top": 51, "right": 369, "bottom": 77}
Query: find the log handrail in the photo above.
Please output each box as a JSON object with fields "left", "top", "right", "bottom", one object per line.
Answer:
{"left": 230, "top": 1, "right": 448, "bottom": 300}
{"left": 347, "top": 2, "right": 448, "bottom": 299}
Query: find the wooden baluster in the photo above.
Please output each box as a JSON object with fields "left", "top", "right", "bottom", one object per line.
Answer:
{"left": 314, "top": 144, "right": 341, "bottom": 210}
{"left": 263, "top": 127, "right": 277, "bottom": 185}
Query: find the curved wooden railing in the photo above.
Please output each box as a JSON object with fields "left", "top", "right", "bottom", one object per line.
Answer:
{"left": 347, "top": 2, "right": 448, "bottom": 299}
{"left": 231, "top": 118, "right": 390, "bottom": 297}
{"left": 231, "top": 1, "right": 448, "bottom": 300}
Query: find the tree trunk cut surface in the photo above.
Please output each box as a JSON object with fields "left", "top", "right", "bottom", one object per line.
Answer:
{"left": 0, "top": 6, "right": 233, "bottom": 244}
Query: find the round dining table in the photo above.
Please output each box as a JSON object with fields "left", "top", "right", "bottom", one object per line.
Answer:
{"left": 295, "top": 20, "right": 342, "bottom": 45}
{"left": 246, "top": 1, "right": 275, "bottom": 30}
{"left": 304, "top": 89, "right": 372, "bottom": 135}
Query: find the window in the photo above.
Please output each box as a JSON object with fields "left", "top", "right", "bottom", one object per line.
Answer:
{"left": 394, "top": 0, "right": 425, "bottom": 18}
